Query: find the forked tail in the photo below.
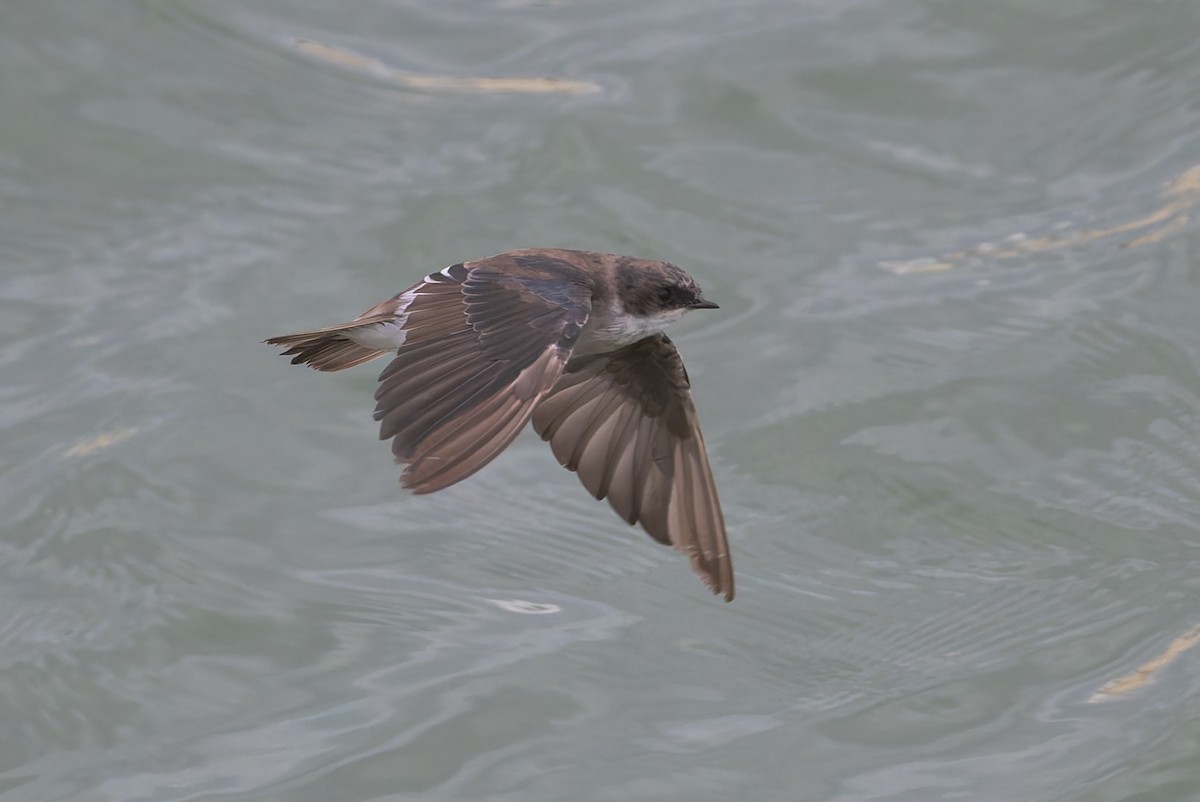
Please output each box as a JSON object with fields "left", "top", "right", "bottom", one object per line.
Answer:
{"left": 265, "top": 329, "right": 389, "bottom": 372}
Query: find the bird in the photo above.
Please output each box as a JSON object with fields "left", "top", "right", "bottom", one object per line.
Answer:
{"left": 266, "top": 248, "right": 733, "bottom": 600}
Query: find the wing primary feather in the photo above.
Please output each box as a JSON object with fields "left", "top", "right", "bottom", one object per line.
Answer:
{"left": 402, "top": 348, "right": 564, "bottom": 492}
{"left": 375, "top": 361, "right": 498, "bottom": 445}
{"left": 532, "top": 333, "right": 733, "bottom": 599}
{"left": 404, "top": 396, "right": 528, "bottom": 493}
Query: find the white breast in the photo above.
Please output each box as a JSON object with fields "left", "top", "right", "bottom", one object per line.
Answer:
{"left": 575, "top": 301, "right": 686, "bottom": 353}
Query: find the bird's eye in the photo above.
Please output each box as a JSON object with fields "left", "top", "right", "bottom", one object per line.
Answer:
{"left": 656, "top": 287, "right": 674, "bottom": 305}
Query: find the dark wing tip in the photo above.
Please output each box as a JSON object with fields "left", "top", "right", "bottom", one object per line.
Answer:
{"left": 686, "top": 540, "right": 734, "bottom": 601}
{"left": 704, "top": 565, "right": 735, "bottom": 602}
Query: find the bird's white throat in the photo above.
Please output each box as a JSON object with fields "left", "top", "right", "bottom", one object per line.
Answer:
{"left": 577, "top": 302, "right": 688, "bottom": 353}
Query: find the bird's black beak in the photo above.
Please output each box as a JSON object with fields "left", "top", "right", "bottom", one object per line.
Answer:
{"left": 690, "top": 296, "right": 719, "bottom": 310}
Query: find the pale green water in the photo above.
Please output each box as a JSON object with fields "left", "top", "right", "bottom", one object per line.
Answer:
{"left": 2, "top": 1, "right": 1200, "bottom": 800}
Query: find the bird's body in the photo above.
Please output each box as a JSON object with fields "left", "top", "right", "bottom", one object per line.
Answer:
{"left": 267, "top": 248, "right": 733, "bottom": 600}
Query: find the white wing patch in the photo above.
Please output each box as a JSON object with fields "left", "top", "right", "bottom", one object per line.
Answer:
{"left": 342, "top": 267, "right": 462, "bottom": 351}
{"left": 345, "top": 319, "right": 408, "bottom": 350}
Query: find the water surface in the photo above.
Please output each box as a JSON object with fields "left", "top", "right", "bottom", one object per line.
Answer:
{"left": 2, "top": 1, "right": 1200, "bottom": 800}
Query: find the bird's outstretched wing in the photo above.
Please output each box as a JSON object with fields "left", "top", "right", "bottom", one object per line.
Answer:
{"left": 268, "top": 255, "right": 593, "bottom": 493}
{"left": 531, "top": 334, "right": 733, "bottom": 601}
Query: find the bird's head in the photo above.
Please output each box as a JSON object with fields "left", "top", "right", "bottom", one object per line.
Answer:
{"left": 621, "top": 260, "right": 719, "bottom": 324}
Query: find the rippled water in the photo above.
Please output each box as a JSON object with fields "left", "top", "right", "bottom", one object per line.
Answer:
{"left": 3, "top": 1, "right": 1200, "bottom": 800}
